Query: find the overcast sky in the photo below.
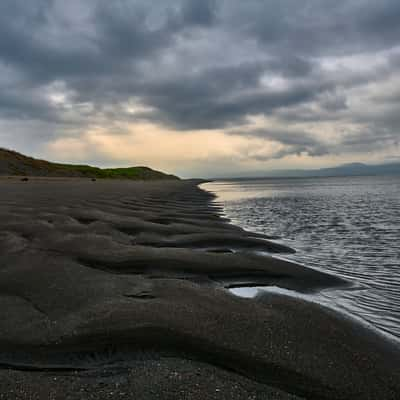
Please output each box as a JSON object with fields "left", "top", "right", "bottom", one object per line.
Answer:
{"left": 1, "top": 0, "right": 399, "bottom": 177}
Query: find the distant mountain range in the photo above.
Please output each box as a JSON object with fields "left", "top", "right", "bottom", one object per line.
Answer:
{"left": 0, "top": 148, "right": 179, "bottom": 180}
{"left": 266, "top": 162, "right": 400, "bottom": 178}
{"left": 226, "top": 162, "right": 400, "bottom": 179}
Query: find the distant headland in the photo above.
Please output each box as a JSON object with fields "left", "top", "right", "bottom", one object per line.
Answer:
{"left": 0, "top": 148, "right": 179, "bottom": 180}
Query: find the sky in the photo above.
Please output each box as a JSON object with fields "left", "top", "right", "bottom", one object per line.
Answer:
{"left": 0, "top": 0, "right": 400, "bottom": 178}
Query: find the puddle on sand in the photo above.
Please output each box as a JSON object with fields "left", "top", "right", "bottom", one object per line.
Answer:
{"left": 230, "top": 286, "right": 309, "bottom": 300}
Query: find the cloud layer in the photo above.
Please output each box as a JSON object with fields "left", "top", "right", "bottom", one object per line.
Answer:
{"left": 0, "top": 0, "right": 399, "bottom": 176}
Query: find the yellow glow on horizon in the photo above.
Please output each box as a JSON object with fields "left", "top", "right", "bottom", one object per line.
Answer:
{"left": 48, "top": 121, "right": 283, "bottom": 171}
{"left": 46, "top": 119, "right": 400, "bottom": 177}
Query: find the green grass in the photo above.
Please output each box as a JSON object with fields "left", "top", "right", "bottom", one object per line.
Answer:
{"left": 0, "top": 148, "right": 179, "bottom": 180}
{"left": 56, "top": 163, "right": 178, "bottom": 180}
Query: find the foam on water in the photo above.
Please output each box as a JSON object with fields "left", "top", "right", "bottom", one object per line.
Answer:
{"left": 203, "top": 175, "right": 400, "bottom": 339}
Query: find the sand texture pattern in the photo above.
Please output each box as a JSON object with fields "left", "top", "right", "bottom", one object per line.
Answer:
{"left": 0, "top": 178, "right": 399, "bottom": 399}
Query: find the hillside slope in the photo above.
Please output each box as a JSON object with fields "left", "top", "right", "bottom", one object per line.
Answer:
{"left": 0, "top": 148, "right": 179, "bottom": 180}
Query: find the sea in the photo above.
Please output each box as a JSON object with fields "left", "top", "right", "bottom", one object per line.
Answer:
{"left": 202, "top": 175, "right": 400, "bottom": 341}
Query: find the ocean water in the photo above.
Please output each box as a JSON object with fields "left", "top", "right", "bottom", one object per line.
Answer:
{"left": 202, "top": 175, "right": 400, "bottom": 340}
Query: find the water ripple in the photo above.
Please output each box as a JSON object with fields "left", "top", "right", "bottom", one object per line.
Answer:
{"left": 204, "top": 176, "right": 400, "bottom": 339}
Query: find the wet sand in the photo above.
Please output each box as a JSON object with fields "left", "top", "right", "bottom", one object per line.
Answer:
{"left": 0, "top": 177, "right": 399, "bottom": 399}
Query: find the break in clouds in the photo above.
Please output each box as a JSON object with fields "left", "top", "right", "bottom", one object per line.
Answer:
{"left": 0, "top": 0, "right": 400, "bottom": 176}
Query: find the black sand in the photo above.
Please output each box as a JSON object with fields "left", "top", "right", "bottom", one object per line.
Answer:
{"left": 0, "top": 177, "right": 399, "bottom": 399}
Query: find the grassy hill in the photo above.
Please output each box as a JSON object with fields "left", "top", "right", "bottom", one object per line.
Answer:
{"left": 0, "top": 148, "right": 179, "bottom": 180}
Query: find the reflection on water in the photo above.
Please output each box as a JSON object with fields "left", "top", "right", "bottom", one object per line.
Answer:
{"left": 231, "top": 286, "right": 305, "bottom": 299}
{"left": 203, "top": 175, "right": 400, "bottom": 340}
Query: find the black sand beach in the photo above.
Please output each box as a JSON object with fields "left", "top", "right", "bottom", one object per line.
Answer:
{"left": 0, "top": 177, "right": 399, "bottom": 399}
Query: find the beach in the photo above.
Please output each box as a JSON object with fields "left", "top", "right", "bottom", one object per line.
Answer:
{"left": 0, "top": 177, "right": 399, "bottom": 399}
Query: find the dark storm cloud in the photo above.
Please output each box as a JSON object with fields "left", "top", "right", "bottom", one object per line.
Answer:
{"left": 0, "top": 1, "right": 94, "bottom": 80}
{"left": 236, "top": 0, "right": 400, "bottom": 55}
{"left": 180, "top": 0, "right": 218, "bottom": 26}
{"left": 230, "top": 127, "right": 330, "bottom": 160}
{"left": 0, "top": 0, "right": 219, "bottom": 77}
{"left": 336, "top": 126, "right": 400, "bottom": 159}
{"left": 134, "top": 62, "right": 323, "bottom": 129}
{"left": 0, "top": 0, "right": 399, "bottom": 163}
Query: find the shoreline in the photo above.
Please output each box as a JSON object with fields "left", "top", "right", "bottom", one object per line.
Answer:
{"left": 203, "top": 178, "right": 400, "bottom": 346}
{"left": 0, "top": 177, "right": 399, "bottom": 399}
